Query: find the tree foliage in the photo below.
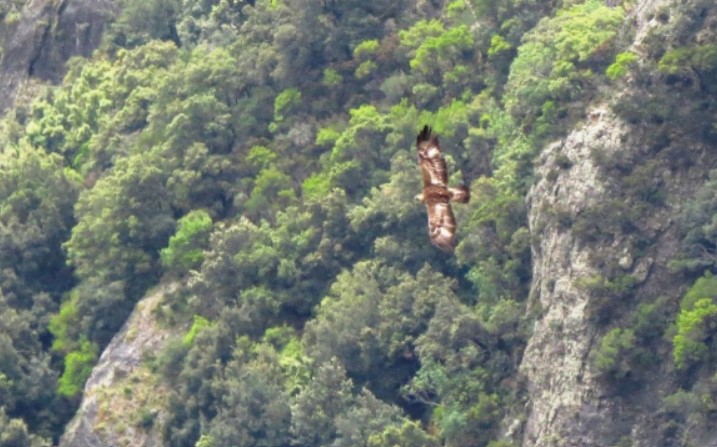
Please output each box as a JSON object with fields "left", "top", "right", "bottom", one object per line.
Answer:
{"left": 673, "top": 171, "right": 717, "bottom": 272}
{"left": 161, "top": 210, "right": 213, "bottom": 273}
{"left": 672, "top": 274, "right": 717, "bottom": 370}
{"left": 504, "top": 0, "right": 623, "bottom": 135}
{"left": 0, "top": 0, "right": 705, "bottom": 444}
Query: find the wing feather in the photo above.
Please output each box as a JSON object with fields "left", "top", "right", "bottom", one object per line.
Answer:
{"left": 424, "top": 187, "right": 456, "bottom": 252}
{"left": 419, "top": 156, "right": 448, "bottom": 187}
{"left": 416, "top": 126, "right": 448, "bottom": 187}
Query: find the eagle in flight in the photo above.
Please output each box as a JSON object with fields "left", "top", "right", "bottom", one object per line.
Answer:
{"left": 415, "top": 125, "right": 470, "bottom": 253}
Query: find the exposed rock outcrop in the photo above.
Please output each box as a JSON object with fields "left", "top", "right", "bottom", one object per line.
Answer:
{"left": 59, "top": 283, "right": 179, "bottom": 447}
{"left": 521, "top": 107, "right": 627, "bottom": 447}
{"left": 519, "top": 0, "right": 717, "bottom": 445}
{"left": 0, "top": 0, "right": 116, "bottom": 112}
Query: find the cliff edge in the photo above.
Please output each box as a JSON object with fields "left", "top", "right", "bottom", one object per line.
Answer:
{"left": 520, "top": 0, "right": 717, "bottom": 444}
{"left": 59, "top": 283, "right": 178, "bottom": 447}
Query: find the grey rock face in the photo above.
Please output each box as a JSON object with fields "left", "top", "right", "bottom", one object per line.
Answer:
{"left": 59, "top": 283, "right": 178, "bottom": 447}
{"left": 518, "top": 0, "right": 717, "bottom": 445}
{"left": 521, "top": 107, "right": 628, "bottom": 447}
{"left": 0, "top": 0, "right": 116, "bottom": 111}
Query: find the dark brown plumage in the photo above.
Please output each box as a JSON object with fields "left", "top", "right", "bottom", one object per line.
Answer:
{"left": 416, "top": 125, "right": 470, "bottom": 252}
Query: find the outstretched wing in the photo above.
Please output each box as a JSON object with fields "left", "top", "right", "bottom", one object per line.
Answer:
{"left": 416, "top": 125, "right": 448, "bottom": 187}
{"left": 424, "top": 187, "right": 457, "bottom": 252}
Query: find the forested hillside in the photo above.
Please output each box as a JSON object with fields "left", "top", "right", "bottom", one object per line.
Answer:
{"left": 1, "top": 0, "right": 717, "bottom": 445}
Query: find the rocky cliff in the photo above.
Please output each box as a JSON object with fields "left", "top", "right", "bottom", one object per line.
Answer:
{"left": 521, "top": 107, "right": 672, "bottom": 447}
{"left": 59, "top": 283, "right": 179, "bottom": 447}
{"left": 0, "top": 0, "right": 115, "bottom": 111}
{"left": 520, "top": 0, "right": 717, "bottom": 445}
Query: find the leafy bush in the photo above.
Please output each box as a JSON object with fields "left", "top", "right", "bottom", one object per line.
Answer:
{"left": 161, "top": 210, "right": 213, "bottom": 273}
{"left": 632, "top": 296, "right": 672, "bottom": 340}
{"left": 504, "top": 0, "right": 623, "bottom": 133}
{"left": 57, "top": 340, "right": 99, "bottom": 397}
{"left": 593, "top": 328, "right": 642, "bottom": 379}
{"left": 182, "top": 315, "right": 212, "bottom": 346}
{"left": 680, "top": 274, "right": 717, "bottom": 311}
{"left": 571, "top": 199, "right": 642, "bottom": 242}
{"left": 367, "top": 420, "right": 438, "bottom": 447}
{"left": 672, "top": 171, "right": 717, "bottom": 272}
{"left": 273, "top": 88, "right": 302, "bottom": 122}
{"left": 488, "top": 35, "right": 512, "bottom": 58}
{"left": 0, "top": 408, "right": 32, "bottom": 447}
{"left": 353, "top": 39, "right": 380, "bottom": 60}
{"left": 578, "top": 274, "right": 638, "bottom": 323}
{"left": 106, "top": 0, "right": 180, "bottom": 48}
{"left": 673, "top": 298, "right": 717, "bottom": 370}
{"left": 662, "top": 389, "right": 705, "bottom": 419}
{"left": 658, "top": 44, "right": 717, "bottom": 85}
{"left": 606, "top": 51, "right": 638, "bottom": 80}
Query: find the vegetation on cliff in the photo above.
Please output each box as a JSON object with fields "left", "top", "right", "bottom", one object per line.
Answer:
{"left": 0, "top": 0, "right": 717, "bottom": 445}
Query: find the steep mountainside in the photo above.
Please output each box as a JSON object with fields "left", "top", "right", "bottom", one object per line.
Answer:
{"left": 1, "top": 0, "right": 717, "bottom": 446}
{"left": 523, "top": 0, "right": 717, "bottom": 444}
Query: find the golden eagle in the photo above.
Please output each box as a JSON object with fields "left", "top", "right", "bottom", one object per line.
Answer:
{"left": 415, "top": 125, "right": 470, "bottom": 252}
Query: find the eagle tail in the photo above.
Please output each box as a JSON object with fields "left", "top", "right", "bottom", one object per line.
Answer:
{"left": 417, "top": 125, "right": 432, "bottom": 145}
{"left": 449, "top": 185, "right": 470, "bottom": 203}
{"left": 431, "top": 236, "right": 455, "bottom": 253}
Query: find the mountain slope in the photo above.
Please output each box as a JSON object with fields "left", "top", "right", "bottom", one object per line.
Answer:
{"left": 1, "top": 0, "right": 717, "bottom": 446}
{"left": 523, "top": 0, "right": 717, "bottom": 444}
